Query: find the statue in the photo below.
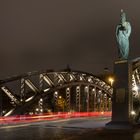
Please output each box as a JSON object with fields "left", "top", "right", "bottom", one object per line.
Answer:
{"left": 116, "top": 10, "right": 131, "bottom": 60}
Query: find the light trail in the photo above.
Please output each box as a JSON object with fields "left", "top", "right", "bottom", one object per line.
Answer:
{"left": 0, "top": 111, "right": 111, "bottom": 125}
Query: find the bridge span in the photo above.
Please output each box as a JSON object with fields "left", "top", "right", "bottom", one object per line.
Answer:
{"left": 0, "top": 70, "right": 112, "bottom": 116}
{"left": 0, "top": 58, "right": 140, "bottom": 122}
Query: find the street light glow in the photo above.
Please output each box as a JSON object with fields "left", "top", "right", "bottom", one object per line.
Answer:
{"left": 59, "top": 96, "right": 62, "bottom": 99}
{"left": 54, "top": 91, "right": 58, "bottom": 95}
{"left": 108, "top": 77, "right": 114, "bottom": 86}
{"left": 92, "top": 88, "right": 95, "bottom": 91}
{"left": 36, "top": 108, "right": 39, "bottom": 111}
{"left": 131, "top": 110, "right": 136, "bottom": 115}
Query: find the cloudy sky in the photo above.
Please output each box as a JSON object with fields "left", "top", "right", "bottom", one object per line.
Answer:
{"left": 0, "top": 0, "right": 140, "bottom": 78}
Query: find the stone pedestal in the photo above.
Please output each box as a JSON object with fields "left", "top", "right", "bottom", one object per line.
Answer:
{"left": 106, "top": 60, "right": 133, "bottom": 129}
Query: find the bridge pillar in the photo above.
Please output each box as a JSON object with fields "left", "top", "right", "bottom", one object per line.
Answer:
{"left": 54, "top": 91, "right": 58, "bottom": 112}
{"left": 85, "top": 86, "right": 89, "bottom": 112}
{"left": 100, "top": 92, "right": 103, "bottom": 111}
{"left": 76, "top": 86, "right": 81, "bottom": 112}
{"left": 106, "top": 60, "right": 133, "bottom": 129}
{"left": 108, "top": 98, "right": 112, "bottom": 111}
{"left": 93, "top": 88, "right": 96, "bottom": 111}
{"left": 97, "top": 90, "right": 102, "bottom": 111}
{"left": 66, "top": 88, "right": 71, "bottom": 112}
{"left": 104, "top": 94, "right": 107, "bottom": 111}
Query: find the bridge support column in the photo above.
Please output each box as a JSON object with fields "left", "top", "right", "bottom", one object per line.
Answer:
{"left": 102, "top": 94, "right": 105, "bottom": 111}
{"left": 93, "top": 88, "right": 96, "bottom": 111}
{"left": 54, "top": 91, "right": 58, "bottom": 112}
{"left": 108, "top": 98, "right": 112, "bottom": 111}
{"left": 100, "top": 93, "right": 103, "bottom": 111}
{"left": 106, "top": 60, "right": 133, "bottom": 129}
{"left": 101, "top": 93, "right": 104, "bottom": 111}
{"left": 66, "top": 88, "right": 71, "bottom": 112}
{"left": 104, "top": 94, "right": 107, "bottom": 111}
{"left": 97, "top": 90, "right": 102, "bottom": 111}
{"left": 85, "top": 86, "right": 89, "bottom": 112}
{"left": 76, "top": 86, "right": 81, "bottom": 112}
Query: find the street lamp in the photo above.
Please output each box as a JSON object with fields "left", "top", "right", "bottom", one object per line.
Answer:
{"left": 108, "top": 77, "right": 114, "bottom": 86}
{"left": 59, "top": 96, "right": 62, "bottom": 99}
{"left": 131, "top": 110, "right": 136, "bottom": 115}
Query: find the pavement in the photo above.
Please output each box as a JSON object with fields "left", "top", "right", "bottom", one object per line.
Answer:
{"left": 1, "top": 116, "right": 140, "bottom": 140}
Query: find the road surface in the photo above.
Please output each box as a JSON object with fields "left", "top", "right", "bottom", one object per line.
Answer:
{"left": 0, "top": 116, "right": 110, "bottom": 140}
{"left": 2, "top": 116, "right": 140, "bottom": 140}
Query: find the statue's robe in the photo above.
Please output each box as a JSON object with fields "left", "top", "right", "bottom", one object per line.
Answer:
{"left": 116, "top": 22, "right": 131, "bottom": 59}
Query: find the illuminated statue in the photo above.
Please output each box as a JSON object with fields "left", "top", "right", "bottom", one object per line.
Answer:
{"left": 116, "top": 10, "right": 131, "bottom": 59}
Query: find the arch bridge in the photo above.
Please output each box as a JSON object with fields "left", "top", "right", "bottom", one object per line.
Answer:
{"left": 1, "top": 58, "right": 140, "bottom": 120}
{"left": 0, "top": 70, "right": 112, "bottom": 116}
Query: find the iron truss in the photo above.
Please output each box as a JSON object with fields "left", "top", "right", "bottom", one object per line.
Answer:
{"left": 0, "top": 70, "right": 113, "bottom": 116}
{"left": 132, "top": 58, "right": 140, "bottom": 98}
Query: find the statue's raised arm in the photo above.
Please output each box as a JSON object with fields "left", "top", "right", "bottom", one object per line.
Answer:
{"left": 116, "top": 10, "right": 131, "bottom": 60}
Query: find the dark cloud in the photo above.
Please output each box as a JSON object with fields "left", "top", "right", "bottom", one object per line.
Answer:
{"left": 0, "top": 0, "right": 140, "bottom": 78}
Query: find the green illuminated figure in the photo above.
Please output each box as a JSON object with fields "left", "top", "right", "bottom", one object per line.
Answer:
{"left": 116, "top": 10, "right": 131, "bottom": 59}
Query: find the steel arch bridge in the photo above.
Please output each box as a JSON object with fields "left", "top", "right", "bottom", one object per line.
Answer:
{"left": 1, "top": 58, "right": 140, "bottom": 119}
{"left": 0, "top": 70, "right": 112, "bottom": 116}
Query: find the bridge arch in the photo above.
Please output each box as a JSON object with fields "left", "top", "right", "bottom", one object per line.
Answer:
{"left": 0, "top": 70, "right": 112, "bottom": 116}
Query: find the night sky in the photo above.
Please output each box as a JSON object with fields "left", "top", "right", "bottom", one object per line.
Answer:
{"left": 1, "top": 0, "right": 140, "bottom": 78}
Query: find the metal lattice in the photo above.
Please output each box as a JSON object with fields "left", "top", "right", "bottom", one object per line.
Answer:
{"left": 0, "top": 70, "right": 113, "bottom": 116}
